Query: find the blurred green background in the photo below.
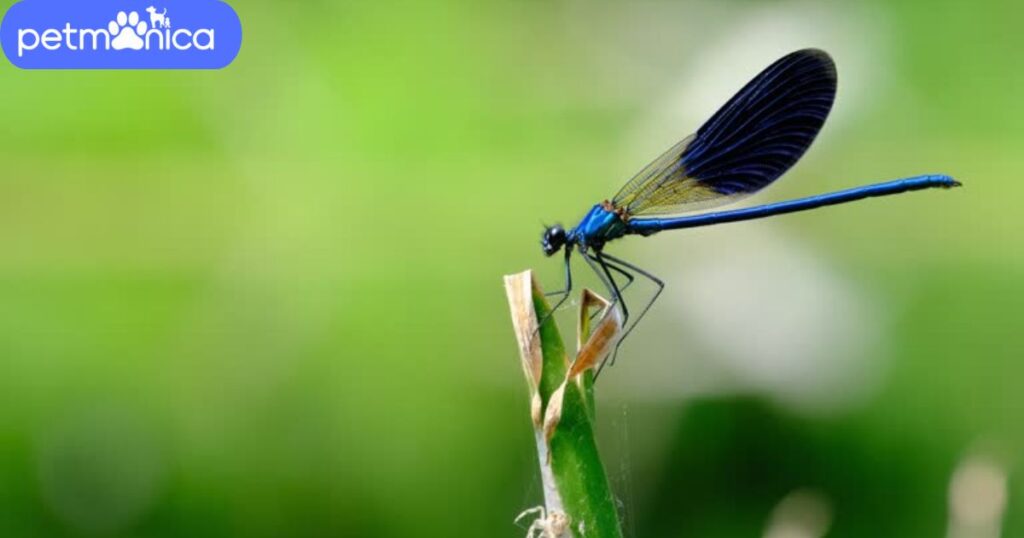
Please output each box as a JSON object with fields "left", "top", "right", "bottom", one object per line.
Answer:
{"left": 0, "top": 0, "right": 1019, "bottom": 536}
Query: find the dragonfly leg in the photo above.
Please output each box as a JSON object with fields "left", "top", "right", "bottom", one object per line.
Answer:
{"left": 582, "top": 252, "right": 624, "bottom": 378}
{"left": 592, "top": 255, "right": 636, "bottom": 292}
{"left": 581, "top": 252, "right": 665, "bottom": 375}
{"left": 599, "top": 252, "right": 665, "bottom": 360}
{"left": 582, "top": 252, "right": 633, "bottom": 324}
{"left": 583, "top": 250, "right": 630, "bottom": 326}
{"left": 543, "top": 248, "right": 574, "bottom": 304}
{"left": 535, "top": 248, "right": 573, "bottom": 339}
{"left": 584, "top": 250, "right": 652, "bottom": 378}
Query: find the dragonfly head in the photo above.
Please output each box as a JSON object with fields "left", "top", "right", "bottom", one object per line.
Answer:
{"left": 541, "top": 224, "right": 567, "bottom": 256}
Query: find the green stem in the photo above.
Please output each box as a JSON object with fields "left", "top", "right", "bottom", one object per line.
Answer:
{"left": 505, "top": 271, "right": 623, "bottom": 538}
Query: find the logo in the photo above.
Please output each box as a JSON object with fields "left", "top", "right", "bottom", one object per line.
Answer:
{"left": 1, "top": 0, "right": 241, "bottom": 69}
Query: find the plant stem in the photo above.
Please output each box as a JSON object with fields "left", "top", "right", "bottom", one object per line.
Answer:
{"left": 505, "top": 270, "right": 624, "bottom": 538}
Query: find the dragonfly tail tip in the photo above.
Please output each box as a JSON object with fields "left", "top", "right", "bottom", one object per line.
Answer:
{"left": 939, "top": 175, "right": 962, "bottom": 188}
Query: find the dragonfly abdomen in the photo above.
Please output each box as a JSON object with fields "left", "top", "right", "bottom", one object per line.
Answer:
{"left": 625, "top": 174, "right": 959, "bottom": 234}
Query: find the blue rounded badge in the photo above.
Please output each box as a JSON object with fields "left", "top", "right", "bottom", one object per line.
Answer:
{"left": 1, "top": 0, "right": 241, "bottom": 69}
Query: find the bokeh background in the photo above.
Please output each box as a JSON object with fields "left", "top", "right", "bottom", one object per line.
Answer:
{"left": 0, "top": 0, "right": 1019, "bottom": 536}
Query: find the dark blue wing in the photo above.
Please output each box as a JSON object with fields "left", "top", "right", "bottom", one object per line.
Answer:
{"left": 612, "top": 49, "right": 837, "bottom": 216}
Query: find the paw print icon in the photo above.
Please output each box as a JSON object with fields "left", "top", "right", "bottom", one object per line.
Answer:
{"left": 108, "top": 11, "right": 148, "bottom": 51}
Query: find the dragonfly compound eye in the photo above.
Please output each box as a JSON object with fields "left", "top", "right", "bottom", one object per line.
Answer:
{"left": 541, "top": 225, "right": 566, "bottom": 256}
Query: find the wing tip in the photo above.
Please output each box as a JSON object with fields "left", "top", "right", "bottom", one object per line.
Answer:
{"left": 790, "top": 48, "right": 837, "bottom": 81}
{"left": 795, "top": 47, "right": 832, "bottom": 60}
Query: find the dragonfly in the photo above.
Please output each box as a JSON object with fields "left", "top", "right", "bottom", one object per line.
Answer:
{"left": 540, "top": 48, "right": 960, "bottom": 363}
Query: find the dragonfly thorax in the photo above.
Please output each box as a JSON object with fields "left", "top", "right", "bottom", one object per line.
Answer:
{"left": 541, "top": 202, "right": 629, "bottom": 256}
{"left": 567, "top": 202, "right": 630, "bottom": 251}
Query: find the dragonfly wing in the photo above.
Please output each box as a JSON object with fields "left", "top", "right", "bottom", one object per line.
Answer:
{"left": 612, "top": 48, "right": 837, "bottom": 216}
